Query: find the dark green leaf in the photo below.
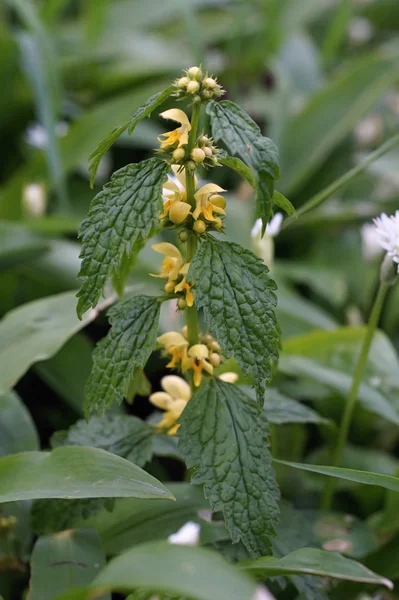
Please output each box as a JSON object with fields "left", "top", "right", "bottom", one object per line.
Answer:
{"left": 28, "top": 528, "right": 110, "bottom": 600}
{"left": 263, "top": 388, "right": 330, "bottom": 426}
{"left": 31, "top": 498, "right": 115, "bottom": 536}
{"left": 189, "top": 238, "right": 279, "bottom": 403}
{"left": 178, "top": 379, "right": 280, "bottom": 556}
{"left": 0, "top": 446, "right": 173, "bottom": 503}
{"left": 51, "top": 415, "right": 153, "bottom": 467}
{"left": 77, "top": 159, "right": 170, "bottom": 318}
{"left": 218, "top": 156, "right": 257, "bottom": 187}
{"left": 207, "top": 100, "right": 279, "bottom": 232}
{"left": 240, "top": 547, "right": 392, "bottom": 589}
{"left": 88, "top": 86, "right": 174, "bottom": 187}
{"left": 84, "top": 296, "right": 161, "bottom": 417}
{"left": 272, "top": 191, "right": 296, "bottom": 216}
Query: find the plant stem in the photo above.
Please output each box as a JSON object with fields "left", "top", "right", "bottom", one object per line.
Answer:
{"left": 185, "top": 102, "right": 201, "bottom": 349}
{"left": 321, "top": 281, "right": 389, "bottom": 510}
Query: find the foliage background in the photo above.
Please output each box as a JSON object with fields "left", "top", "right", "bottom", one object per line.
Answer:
{"left": 1, "top": 0, "right": 399, "bottom": 599}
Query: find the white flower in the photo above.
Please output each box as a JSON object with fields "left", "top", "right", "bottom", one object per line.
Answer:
{"left": 168, "top": 521, "right": 200, "bottom": 546}
{"left": 349, "top": 17, "right": 373, "bottom": 46}
{"left": 361, "top": 223, "right": 383, "bottom": 261}
{"left": 25, "top": 121, "right": 69, "bottom": 149}
{"left": 251, "top": 213, "right": 283, "bottom": 240}
{"left": 252, "top": 585, "right": 276, "bottom": 600}
{"left": 22, "top": 183, "right": 46, "bottom": 217}
{"left": 355, "top": 115, "right": 382, "bottom": 146}
{"left": 373, "top": 211, "right": 399, "bottom": 272}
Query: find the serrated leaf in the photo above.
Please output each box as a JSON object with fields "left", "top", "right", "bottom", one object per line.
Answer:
{"left": 189, "top": 238, "right": 279, "bottom": 403}
{"left": 207, "top": 100, "right": 279, "bottom": 232}
{"left": 272, "top": 191, "right": 296, "bottom": 216}
{"left": 51, "top": 415, "right": 153, "bottom": 467}
{"left": 178, "top": 379, "right": 280, "bottom": 556}
{"left": 77, "top": 159, "right": 170, "bottom": 318}
{"left": 84, "top": 295, "right": 161, "bottom": 417}
{"left": 88, "top": 86, "right": 174, "bottom": 187}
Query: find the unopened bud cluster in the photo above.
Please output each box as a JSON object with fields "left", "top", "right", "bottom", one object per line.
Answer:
{"left": 174, "top": 66, "right": 224, "bottom": 103}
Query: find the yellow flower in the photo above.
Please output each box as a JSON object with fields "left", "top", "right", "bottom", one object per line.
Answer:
{"left": 193, "top": 183, "right": 226, "bottom": 221}
{"left": 218, "top": 372, "right": 239, "bottom": 383}
{"left": 161, "top": 167, "right": 193, "bottom": 222}
{"left": 151, "top": 243, "right": 184, "bottom": 282}
{"left": 174, "top": 263, "right": 194, "bottom": 307}
{"left": 158, "top": 109, "right": 191, "bottom": 149}
{"left": 183, "top": 344, "right": 214, "bottom": 387}
{"left": 150, "top": 375, "right": 191, "bottom": 435}
{"left": 157, "top": 331, "right": 189, "bottom": 369}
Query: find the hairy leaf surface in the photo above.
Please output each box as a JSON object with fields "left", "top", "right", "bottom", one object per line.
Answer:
{"left": 84, "top": 296, "right": 161, "bottom": 417}
{"left": 77, "top": 159, "right": 170, "bottom": 318}
{"left": 178, "top": 379, "right": 280, "bottom": 556}
{"left": 189, "top": 238, "right": 279, "bottom": 403}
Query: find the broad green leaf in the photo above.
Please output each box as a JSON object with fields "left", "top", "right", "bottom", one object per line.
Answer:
{"left": 54, "top": 542, "right": 256, "bottom": 600}
{"left": 28, "top": 529, "right": 110, "bottom": 600}
{"left": 280, "top": 327, "right": 399, "bottom": 424}
{"left": 0, "top": 291, "right": 97, "bottom": 396}
{"left": 0, "top": 221, "right": 49, "bottom": 270}
{"left": 31, "top": 498, "right": 115, "bottom": 536}
{"left": 218, "top": 156, "right": 257, "bottom": 187}
{"left": 88, "top": 86, "right": 174, "bottom": 186}
{"left": 207, "top": 100, "right": 279, "bottom": 232}
{"left": 52, "top": 415, "right": 153, "bottom": 467}
{"left": 263, "top": 388, "right": 330, "bottom": 426}
{"left": 84, "top": 295, "right": 161, "bottom": 417}
{"left": 178, "top": 379, "right": 280, "bottom": 556}
{"left": 272, "top": 191, "right": 296, "bottom": 216}
{"left": 240, "top": 547, "right": 392, "bottom": 589}
{"left": 276, "top": 460, "right": 399, "bottom": 493}
{"left": 0, "top": 391, "right": 39, "bottom": 456}
{"left": 189, "top": 238, "right": 279, "bottom": 403}
{"left": 77, "top": 159, "right": 170, "bottom": 318}
{"left": 0, "top": 446, "right": 173, "bottom": 503}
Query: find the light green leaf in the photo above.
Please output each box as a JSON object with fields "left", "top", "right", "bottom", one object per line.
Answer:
{"left": 179, "top": 379, "right": 280, "bottom": 556}
{"left": 0, "top": 446, "right": 173, "bottom": 503}
{"left": 84, "top": 296, "right": 162, "bottom": 417}
{"left": 52, "top": 415, "right": 153, "bottom": 467}
{"left": 240, "top": 547, "right": 392, "bottom": 589}
{"left": 0, "top": 291, "right": 96, "bottom": 396}
{"left": 54, "top": 542, "right": 256, "bottom": 600}
{"left": 0, "top": 221, "right": 49, "bottom": 270}
{"left": 88, "top": 86, "right": 174, "bottom": 187}
{"left": 263, "top": 388, "right": 330, "bottom": 426}
{"left": 207, "top": 100, "right": 279, "bottom": 232}
{"left": 272, "top": 191, "right": 296, "bottom": 216}
{"left": 189, "top": 238, "right": 279, "bottom": 403}
{"left": 280, "top": 327, "right": 399, "bottom": 424}
{"left": 218, "top": 156, "right": 257, "bottom": 187}
{"left": 28, "top": 529, "right": 110, "bottom": 600}
{"left": 0, "top": 391, "right": 39, "bottom": 457}
{"left": 77, "top": 158, "right": 170, "bottom": 318}
{"left": 276, "top": 460, "right": 399, "bottom": 493}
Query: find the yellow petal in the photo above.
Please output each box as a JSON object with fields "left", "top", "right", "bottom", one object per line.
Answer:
{"left": 219, "top": 372, "right": 239, "bottom": 383}
{"left": 152, "top": 242, "right": 183, "bottom": 261}
{"left": 157, "top": 331, "right": 188, "bottom": 347}
{"left": 179, "top": 263, "right": 190, "bottom": 276}
{"left": 188, "top": 344, "right": 209, "bottom": 359}
{"left": 160, "top": 109, "right": 192, "bottom": 129}
{"left": 161, "top": 375, "right": 191, "bottom": 401}
{"left": 149, "top": 392, "right": 174, "bottom": 410}
{"left": 195, "top": 183, "right": 225, "bottom": 201}
{"left": 163, "top": 180, "right": 181, "bottom": 193}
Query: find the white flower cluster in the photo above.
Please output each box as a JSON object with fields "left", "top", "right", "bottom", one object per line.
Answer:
{"left": 373, "top": 211, "right": 399, "bottom": 273}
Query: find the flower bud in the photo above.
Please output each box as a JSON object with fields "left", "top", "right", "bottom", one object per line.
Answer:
{"left": 214, "top": 217, "right": 223, "bottom": 230}
{"left": 177, "top": 297, "right": 187, "bottom": 310}
{"left": 211, "top": 340, "right": 221, "bottom": 351}
{"left": 187, "top": 80, "right": 200, "bottom": 94}
{"left": 173, "top": 148, "right": 186, "bottom": 161}
{"left": 188, "top": 66, "right": 202, "bottom": 80}
{"left": 179, "top": 230, "right": 188, "bottom": 242}
{"left": 204, "top": 77, "right": 217, "bottom": 88}
{"left": 202, "top": 89, "right": 211, "bottom": 99}
{"left": 204, "top": 146, "right": 213, "bottom": 157}
{"left": 210, "top": 194, "right": 226, "bottom": 209}
{"left": 164, "top": 282, "right": 175, "bottom": 294}
{"left": 186, "top": 160, "right": 197, "bottom": 171}
{"left": 191, "top": 148, "right": 205, "bottom": 163}
{"left": 210, "top": 353, "right": 221, "bottom": 367}
{"left": 178, "top": 77, "right": 189, "bottom": 88}
{"left": 169, "top": 201, "right": 191, "bottom": 224}
{"left": 193, "top": 220, "right": 206, "bottom": 234}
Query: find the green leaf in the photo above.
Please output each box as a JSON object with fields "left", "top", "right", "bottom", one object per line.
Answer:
{"left": 28, "top": 528, "right": 110, "bottom": 600}
{"left": 272, "top": 191, "right": 296, "bottom": 216}
{"left": 0, "top": 291, "right": 96, "bottom": 396}
{"left": 207, "top": 100, "right": 279, "bottom": 232}
{"left": 218, "top": 156, "right": 257, "bottom": 187}
{"left": 54, "top": 542, "right": 256, "bottom": 600}
{"left": 84, "top": 295, "right": 161, "bottom": 417}
{"left": 276, "top": 460, "right": 399, "bottom": 493}
{"left": 0, "top": 220, "right": 49, "bottom": 270}
{"left": 0, "top": 446, "right": 173, "bottom": 503}
{"left": 52, "top": 415, "right": 153, "bottom": 467}
{"left": 189, "top": 238, "right": 279, "bottom": 402}
{"left": 88, "top": 86, "right": 174, "bottom": 187}
{"left": 178, "top": 379, "right": 280, "bottom": 556}
{"left": 0, "top": 391, "right": 39, "bottom": 457}
{"left": 240, "top": 547, "right": 392, "bottom": 589}
{"left": 77, "top": 159, "right": 170, "bottom": 318}
{"left": 263, "top": 388, "right": 330, "bottom": 426}
{"left": 31, "top": 498, "right": 115, "bottom": 536}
